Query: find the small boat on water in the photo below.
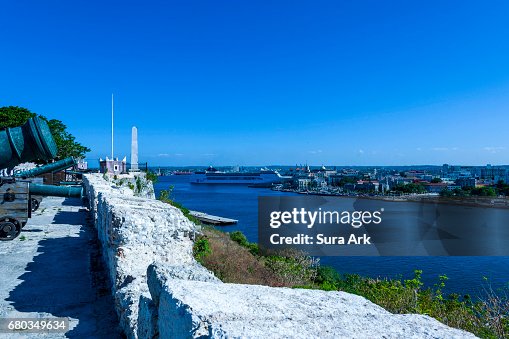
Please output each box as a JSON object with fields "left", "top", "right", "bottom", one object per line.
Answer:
{"left": 189, "top": 211, "right": 238, "bottom": 225}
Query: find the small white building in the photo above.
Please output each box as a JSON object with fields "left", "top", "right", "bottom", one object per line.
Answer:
{"left": 77, "top": 158, "right": 88, "bottom": 170}
{"left": 298, "top": 178, "right": 312, "bottom": 190}
{"left": 100, "top": 157, "right": 127, "bottom": 175}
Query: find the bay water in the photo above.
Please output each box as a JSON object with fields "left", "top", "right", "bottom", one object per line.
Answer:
{"left": 154, "top": 175, "right": 509, "bottom": 298}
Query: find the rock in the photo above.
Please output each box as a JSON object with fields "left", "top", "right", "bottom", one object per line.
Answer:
{"left": 156, "top": 279, "right": 477, "bottom": 339}
{"left": 147, "top": 263, "right": 221, "bottom": 307}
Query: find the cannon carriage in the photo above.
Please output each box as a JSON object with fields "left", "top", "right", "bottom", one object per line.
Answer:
{"left": 0, "top": 117, "right": 83, "bottom": 240}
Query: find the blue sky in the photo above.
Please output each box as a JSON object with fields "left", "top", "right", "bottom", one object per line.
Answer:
{"left": 1, "top": 1, "right": 509, "bottom": 166}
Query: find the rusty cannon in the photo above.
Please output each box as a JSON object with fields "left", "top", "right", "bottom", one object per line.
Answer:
{"left": 0, "top": 117, "right": 83, "bottom": 240}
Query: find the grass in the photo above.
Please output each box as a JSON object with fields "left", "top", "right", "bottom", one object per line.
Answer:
{"left": 195, "top": 228, "right": 282, "bottom": 285}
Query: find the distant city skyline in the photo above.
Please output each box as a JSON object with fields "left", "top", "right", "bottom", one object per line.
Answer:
{"left": 1, "top": 1, "right": 509, "bottom": 166}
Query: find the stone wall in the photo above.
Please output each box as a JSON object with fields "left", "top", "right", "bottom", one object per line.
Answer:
{"left": 83, "top": 173, "right": 196, "bottom": 337}
{"left": 83, "top": 173, "right": 476, "bottom": 339}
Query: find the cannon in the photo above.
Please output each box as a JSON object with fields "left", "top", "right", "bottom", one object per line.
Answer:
{"left": 0, "top": 116, "right": 58, "bottom": 167}
{"left": 14, "top": 156, "right": 76, "bottom": 178}
{"left": 13, "top": 157, "right": 78, "bottom": 212}
{"left": 0, "top": 117, "right": 83, "bottom": 240}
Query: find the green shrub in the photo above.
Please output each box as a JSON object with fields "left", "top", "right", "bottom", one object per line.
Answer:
{"left": 145, "top": 171, "right": 158, "bottom": 183}
{"left": 193, "top": 238, "right": 211, "bottom": 262}
{"left": 135, "top": 176, "right": 143, "bottom": 193}
{"left": 246, "top": 242, "right": 260, "bottom": 256}
{"left": 315, "top": 265, "right": 341, "bottom": 290}
{"left": 230, "top": 231, "right": 248, "bottom": 246}
{"left": 264, "top": 249, "right": 319, "bottom": 286}
{"left": 229, "top": 230, "right": 259, "bottom": 255}
{"left": 314, "top": 269, "right": 507, "bottom": 338}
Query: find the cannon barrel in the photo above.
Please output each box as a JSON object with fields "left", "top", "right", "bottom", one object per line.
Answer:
{"left": 0, "top": 117, "right": 58, "bottom": 169}
{"left": 14, "top": 157, "right": 76, "bottom": 178}
{"left": 29, "top": 183, "right": 83, "bottom": 198}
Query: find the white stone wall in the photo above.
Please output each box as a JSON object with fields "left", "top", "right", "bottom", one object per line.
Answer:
{"left": 83, "top": 173, "right": 477, "bottom": 339}
{"left": 83, "top": 174, "right": 196, "bottom": 337}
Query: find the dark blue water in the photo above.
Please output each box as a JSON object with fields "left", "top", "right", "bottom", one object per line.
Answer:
{"left": 155, "top": 175, "right": 509, "bottom": 298}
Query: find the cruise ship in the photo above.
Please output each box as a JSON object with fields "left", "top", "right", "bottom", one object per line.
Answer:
{"left": 190, "top": 166, "right": 285, "bottom": 184}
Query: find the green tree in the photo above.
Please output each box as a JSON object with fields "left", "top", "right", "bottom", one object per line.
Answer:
{"left": 43, "top": 118, "right": 90, "bottom": 160}
{"left": 335, "top": 176, "right": 358, "bottom": 187}
{"left": 0, "top": 106, "right": 36, "bottom": 128}
{"left": 439, "top": 188, "right": 453, "bottom": 197}
{"left": 393, "top": 183, "right": 426, "bottom": 194}
{"left": 471, "top": 186, "right": 497, "bottom": 197}
{"left": 430, "top": 177, "right": 442, "bottom": 183}
{"left": 0, "top": 106, "right": 90, "bottom": 160}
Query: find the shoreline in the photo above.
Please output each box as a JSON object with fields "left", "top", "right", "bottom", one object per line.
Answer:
{"left": 278, "top": 189, "right": 509, "bottom": 209}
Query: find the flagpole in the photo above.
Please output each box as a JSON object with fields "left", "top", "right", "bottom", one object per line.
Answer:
{"left": 111, "top": 93, "right": 114, "bottom": 160}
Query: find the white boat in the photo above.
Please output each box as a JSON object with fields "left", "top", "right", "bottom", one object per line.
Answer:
{"left": 190, "top": 166, "right": 284, "bottom": 184}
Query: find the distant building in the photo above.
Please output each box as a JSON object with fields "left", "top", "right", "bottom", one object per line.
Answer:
{"left": 342, "top": 180, "right": 380, "bottom": 192}
{"left": 390, "top": 176, "right": 414, "bottom": 188}
{"left": 455, "top": 177, "right": 476, "bottom": 188}
{"left": 342, "top": 169, "right": 359, "bottom": 177}
{"left": 312, "top": 165, "right": 336, "bottom": 179}
{"left": 313, "top": 177, "right": 327, "bottom": 188}
{"left": 480, "top": 166, "right": 506, "bottom": 182}
{"left": 424, "top": 183, "right": 448, "bottom": 193}
{"left": 355, "top": 180, "right": 380, "bottom": 192}
{"left": 297, "top": 178, "right": 311, "bottom": 190}
{"left": 99, "top": 157, "right": 127, "bottom": 175}
{"left": 404, "top": 170, "right": 425, "bottom": 179}
{"left": 77, "top": 158, "right": 88, "bottom": 170}
{"left": 328, "top": 174, "right": 344, "bottom": 186}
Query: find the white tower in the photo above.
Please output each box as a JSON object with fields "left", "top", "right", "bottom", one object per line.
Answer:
{"left": 130, "top": 126, "right": 139, "bottom": 172}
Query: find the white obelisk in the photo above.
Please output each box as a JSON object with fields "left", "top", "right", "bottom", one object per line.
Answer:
{"left": 130, "top": 126, "right": 139, "bottom": 172}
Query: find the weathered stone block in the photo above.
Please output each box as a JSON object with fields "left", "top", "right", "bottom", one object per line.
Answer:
{"left": 155, "top": 279, "right": 477, "bottom": 339}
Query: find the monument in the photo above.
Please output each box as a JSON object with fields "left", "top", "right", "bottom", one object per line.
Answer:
{"left": 130, "top": 126, "right": 139, "bottom": 172}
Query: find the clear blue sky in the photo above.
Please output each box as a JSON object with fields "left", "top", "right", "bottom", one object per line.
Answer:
{"left": 1, "top": 1, "right": 509, "bottom": 166}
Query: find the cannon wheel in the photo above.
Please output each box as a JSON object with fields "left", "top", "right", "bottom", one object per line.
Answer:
{"left": 31, "top": 198, "right": 40, "bottom": 212}
{"left": 0, "top": 217, "right": 22, "bottom": 241}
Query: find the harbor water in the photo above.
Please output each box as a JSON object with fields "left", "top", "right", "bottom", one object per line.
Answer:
{"left": 154, "top": 175, "right": 509, "bottom": 298}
